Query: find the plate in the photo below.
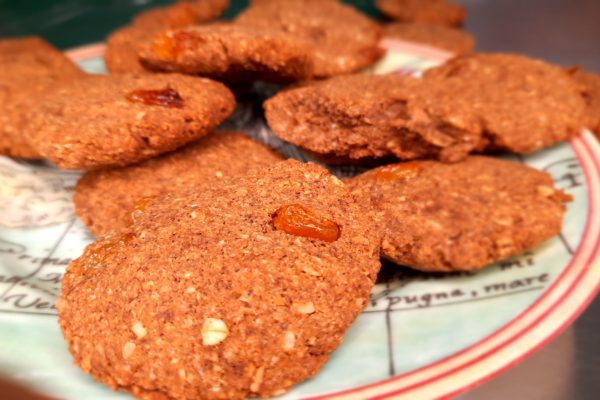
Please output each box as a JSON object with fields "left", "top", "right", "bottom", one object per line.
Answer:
{"left": 0, "top": 39, "right": 599, "bottom": 400}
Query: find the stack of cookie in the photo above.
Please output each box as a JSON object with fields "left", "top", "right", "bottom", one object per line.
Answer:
{"left": 1, "top": 0, "right": 600, "bottom": 399}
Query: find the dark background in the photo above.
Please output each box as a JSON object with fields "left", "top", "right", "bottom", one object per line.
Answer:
{"left": 0, "top": 0, "right": 599, "bottom": 73}
{"left": 0, "top": 0, "right": 599, "bottom": 399}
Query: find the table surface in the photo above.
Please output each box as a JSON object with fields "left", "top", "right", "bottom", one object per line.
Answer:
{"left": 0, "top": 1, "right": 598, "bottom": 399}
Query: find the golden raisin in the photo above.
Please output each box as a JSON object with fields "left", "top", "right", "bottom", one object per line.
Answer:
{"left": 374, "top": 162, "right": 422, "bottom": 182}
{"left": 90, "top": 232, "right": 134, "bottom": 265}
{"left": 273, "top": 204, "right": 340, "bottom": 242}
{"left": 126, "top": 87, "right": 184, "bottom": 108}
{"left": 153, "top": 31, "right": 178, "bottom": 60}
{"left": 133, "top": 196, "right": 152, "bottom": 213}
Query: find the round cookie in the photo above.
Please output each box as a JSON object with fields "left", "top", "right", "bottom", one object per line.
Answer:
{"left": 375, "top": 0, "right": 466, "bottom": 27}
{"left": 139, "top": 24, "right": 314, "bottom": 83}
{"left": 0, "top": 37, "right": 84, "bottom": 158}
{"left": 424, "top": 53, "right": 589, "bottom": 154}
{"left": 571, "top": 68, "right": 600, "bottom": 137}
{"left": 104, "top": 0, "right": 228, "bottom": 74}
{"left": 264, "top": 73, "right": 481, "bottom": 163}
{"left": 74, "top": 131, "right": 283, "bottom": 236}
{"left": 26, "top": 73, "right": 235, "bottom": 170}
{"left": 59, "top": 160, "right": 381, "bottom": 400}
{"left": 383, "top": 22, "right": 475, "bottom": 55}
{"left": 347, "top": 157, "right": 571, "bottom": 272}
{"left": 235, "top": 0, "right": 384, "bottom": 78}
{"left": 104, "top": 26, "right": 151, "bottom": 74}
{"left": 132, "top": 0, "right": 229, "bottom": 30}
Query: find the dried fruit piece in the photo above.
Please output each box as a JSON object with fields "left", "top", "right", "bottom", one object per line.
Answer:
{"left": 152, "top": 32, "right": 178, "bottom": 60}
{"left": 125, "top": 87, "right": 184, "bottom": 108}
{"left": 90, "top": 232, "right": 135, "bottom": 265}
{"left": 374, "top": 162, "right": 422, "bottom": 182}
{"left": 273, "top": 204, "right": 340, "bottom": 242}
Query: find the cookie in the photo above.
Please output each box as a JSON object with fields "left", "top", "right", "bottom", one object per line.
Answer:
{"left": 264, "top": 74, "right": 481, "bottom": 163}
{"left": 375, "top": 0, "right": 466, "bottom": 27}
{"left": 139, "top": 24, "right": 314, "bottom": 83}
{"left": 571, "top": 68, "right": 600, "bottom": 136}
{"left": 383, "top": 22, "right": 475, "bottom": 55}
{"left": 26, "top": 73, "right": 235, "bottom": 170}
{"left": 0, "top": 36, "right": 84, "bottom": 158}
{"left": 235, "top": 0, "right": 384, "bottom": 78}
{"left": 104, "top": 0, "right": 228, "bottom": 74}
{"left": 347, "top": 157, "right": 571, "bottom": 272}
{"left": 59, "top": 160, "right": 381, "bottom": 400}
{"left": 132, "top": 0, "right": 230, "bottom": 30}
{"left": 104, "top": 26, "right": 151, "bottom": 74}
{"left": 424, "top": 53, "right": 588, "bottom": 154}
{"left": 74, "top": 131, "right": 283, "bottom": 236}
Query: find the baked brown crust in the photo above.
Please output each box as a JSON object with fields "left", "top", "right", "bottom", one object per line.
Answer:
{"left": 383, "top": 22, "right": 475, "bottom": 55}
{"left": 132, "top": 0, "right": 230, "bottom": 30}
{"left": 376, "top": 0, "right": 466, "bottom": 27}
{"left": 74, "top": 131, "right": 283, "bottom": 236}
{"left": 571, "top": 68, "right": 600, "bottom": 137}
{"left": 104, "top": 26, "right": 150, "bottom": 74}
{"left": 26, "top": 73, "right": 235, "bottom": 170}
{"left": 0, "top": 36, "right": 84, "bottom": 158}
{"left": 424, "top": 53, "right": 588, "bottom": 154}
{"left": 347, "top": 156, "right": 571, "bottom": 272}
{"left": 264, "top": 74, "right": 481, "bottom": 163}
{"left": 139, "top": 24, "right": 314, "bottom": 83}
{"left": 59, "top": 160, "right": 381, "bottom": 400}
{"left": 104, "top": 0, "right": 229, "bottom": 74}
{"left": 235, "top": 0, "right": 384, "bottom": 78}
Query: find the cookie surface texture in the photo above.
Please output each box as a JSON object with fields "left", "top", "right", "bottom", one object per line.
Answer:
{"left": 140, "top": 24, "right": 314, "bottom": 83}
{"left": 424, "top": 53, "right": 588, "bottom": 154}
{"left": 572, "top": 69, "right": 600, "bottom": 137}
{"left": 376, "top": 0, "right": 466, "bottom": 27}
{"left": 27, "top": 73, "right": 235, "bottom": 169}
{"left": 74, "top": 131, "right": 283, "bottom": 236}
{"left": 347, "top": 156, "right": 570, "bottom": 272}
{"left": 264, "top": 74, "right": 481, "bottom": 163}
{"left": 0, "top": 36, "right": 84, "bottom": 158}
{"left": 59, "top": 160, "right": 381, "bottom": 400}
{"left": 236, "top": 0, "right": 383, "bottom": 78}
{"left": 132, "top": 0, "right": 229, "bottom": 30}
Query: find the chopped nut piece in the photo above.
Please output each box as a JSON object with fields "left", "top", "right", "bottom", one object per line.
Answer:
{"left": 295, "top": 301, "right": 315, "bottom": 314}
{"left": 302, "top": 265, "right": 321, "bottom": 277}
{"left": 283, "top": 331, "right": 296, "bottom": 351}
{"left": 122, "top": 341, "right": 136, "bottom": 359}
{"left": 250, "top": 366, "right": 265, "bottom": 393}
{"left": 131, "top": 322, "right": 147, "bottom": 339}
{"left": 201, "top": 318, "right": 229, "bottom": 345}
